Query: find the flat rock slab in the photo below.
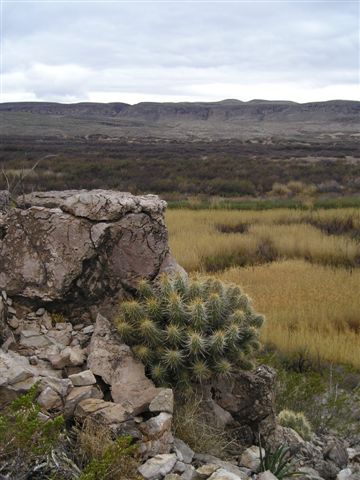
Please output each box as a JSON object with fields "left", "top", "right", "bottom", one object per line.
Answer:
{"left": 138, "top": 454, "right": 177, "bottom": 480}
{"left": 87, "top": 314, "right": 159, "bottom": 414}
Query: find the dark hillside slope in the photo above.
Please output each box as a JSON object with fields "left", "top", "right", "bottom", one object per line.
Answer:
{"left": 0, "top": 99, "right": 359, "bottom": 139}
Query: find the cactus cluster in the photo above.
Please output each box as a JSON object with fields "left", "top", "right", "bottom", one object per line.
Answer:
{"left": 278, "top": 409, "right": 313, "bottom": 440}
{"left": 115, "top": 273, "right": 265, "bottom": 389}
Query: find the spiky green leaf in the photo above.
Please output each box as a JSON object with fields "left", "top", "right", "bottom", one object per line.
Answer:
{"left": 186, "top": 331, "right": 207, "bottom": 357}
{"left": 162, "top": 348, "right": 184, "bottom": 370}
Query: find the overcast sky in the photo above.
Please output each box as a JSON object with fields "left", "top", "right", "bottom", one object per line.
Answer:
{"left": 1, "top": 0, "right": 359, "bottom": 104}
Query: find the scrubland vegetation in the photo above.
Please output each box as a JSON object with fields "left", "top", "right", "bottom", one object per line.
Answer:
{"left": 166, "top": 208, "right": 360, "bottom": 368}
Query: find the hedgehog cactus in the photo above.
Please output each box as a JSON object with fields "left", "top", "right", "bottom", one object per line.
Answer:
{"left": 115, "top": 273, "right": 265, "bottom": 389}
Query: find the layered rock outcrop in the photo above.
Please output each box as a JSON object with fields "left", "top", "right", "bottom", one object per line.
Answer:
{"left": 0, "top": 190, "right": 182, "bottom": 317}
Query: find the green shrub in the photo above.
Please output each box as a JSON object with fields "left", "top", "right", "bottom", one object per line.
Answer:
{"left": 278, "top": 409, "right": 313, "bottom": 440}
{"left": 115, "top": 273, "right": 264, "bottom": 390}
{"left": 0, "top": 385, "right": 64, "bottom": 476}
{"left": 79, "top": 435, "right": 140, "bottom": 480}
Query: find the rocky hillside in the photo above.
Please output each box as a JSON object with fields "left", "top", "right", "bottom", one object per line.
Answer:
{"left": 1, "top": 100, "right": 359, "bottom": 139}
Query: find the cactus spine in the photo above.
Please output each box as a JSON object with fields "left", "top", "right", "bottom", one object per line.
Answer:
{"left": 115, "top": 273, "right": 264, "bottom": 389}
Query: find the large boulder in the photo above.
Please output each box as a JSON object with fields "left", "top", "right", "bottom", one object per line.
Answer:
{"left": 0, "top": 190, "right": 181, "bottom": 315}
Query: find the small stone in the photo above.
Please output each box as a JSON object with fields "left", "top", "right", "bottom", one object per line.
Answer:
{"left": 36, "top": 308, "right": 45, "bottom": 316}
{"left": 208, "top": 468, "right": 247, "bottom": 480}
{"left": 181, "top": 465, "right": 197, "bottom": 480}
{"left": 165, "top": 475, "right": 182, "bottom": 480}
{"left": 64, "top": 385, "right": 103, "bottom": 418}
{"left": 240, "top": 446, "right": 264, "bottom": 472}
{"left": 37, "top": 386, "right": 62, "bottom": 410}
{"left": 38, "top": 412, "right": 50, "bottom": 422}
{"left": 194, "top": 455, "right": 248, "bottom": 480}
{"left": 257, "top": 471, "right": 278, "bottom": 480}
{"left": 6, "top": 298, "right": 12, "bottom": 306}
{"left": 74, "top": 324, "right": 85, "bottom": 331}
{"left": 149, "top": 388, "right": 174, "bottom": 414}
{"left": 196, "top": 464, "right": 220, "bottom": 479}
{"left": 298, "top": 467, "right": 324, "bottom": 480}
{"left": 69, "top": 369, "right": 96, "bottom": 386}
{"left": 56, "top": 322, "right": 70, "bottom": 330}
{"left": 324, "top": 441, "right": 348, "bottom": 469}
{"left": 174, "top": 438, "right": 194, "bottom": 464}
{"left": 347, "top": 448, "right": 360, "bottom": 462}
{"left": 138, "top": 454, "right": 177, "bottom": 480}
{"left": 174, "top": 462, "right": 187, "bottom": 474}
{"left": 29, "top": 356, "right": 38, "bottom": 365}
{"left": 20, "top": 330, "right": 52, "bottom": 348}
{"left": 75, "top": 398, "right": 130, "bottom": 425}
{"left": 82, "top": 325, "right": 94, "bottom": 334}
{"left": 140, "top": 412, "right": 172, "bottom": 438}
{"left": 41, "top": 377, "right": 72, "bottom": 398}
{"left": 2, "top": 291, "right": 7, "bottom": 300}
{"left": 7, "top": 316, "right": 19, "bottom": 329}
{"left": 49, "top": 346, "right": 86, "bottom": 369}
{"left": 337, "top": 469, "right": 353, "bottom": 480}
{"left": 7, "top": 306, "right": 16, "bottom": 315}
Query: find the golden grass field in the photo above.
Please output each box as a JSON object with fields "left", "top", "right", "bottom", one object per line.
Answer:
{"left": 166, "top": 209, "right": 360, "bottom": 368}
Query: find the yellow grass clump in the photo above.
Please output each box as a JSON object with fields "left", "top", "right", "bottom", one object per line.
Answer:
{"left": 166, "top": 209, "right": 360, "bottom": 272}
{"left": 218, "top": 260, "right": 360, "bottom": 368}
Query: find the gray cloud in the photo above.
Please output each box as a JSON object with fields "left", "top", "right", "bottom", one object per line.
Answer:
{"left": 1, "top": 0, "right": 359, "bottom": 103}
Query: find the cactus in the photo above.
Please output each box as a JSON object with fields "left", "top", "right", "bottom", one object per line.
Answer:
{"left": 278, "top": 409, "right": 313, "bottom": 440}
{"left": 115, "top": 273, "right": 265, "bottom": 389}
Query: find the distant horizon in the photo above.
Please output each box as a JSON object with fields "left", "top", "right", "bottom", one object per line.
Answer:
{"left": 1, "top": 97, "right": 359, "bottom": 106}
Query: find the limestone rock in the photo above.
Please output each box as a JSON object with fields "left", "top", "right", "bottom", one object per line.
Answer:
{"left": 140, "top": 412, "right": 172, "bottom": 439}
{"left": 1, "top": 190, "right": 179, "bottom": 310}
{"left": 181, "top": 464, "right": 197, "bottom": 480}
{"left": 257, "top": 471, "right": 278, "bottom": 480}
{"left": 49, "top": 346, "right": 86, "bottom": 369}
{"left": 196, "top": 464, "right": 220, "bottom": 479}
{"left": 208, "top": 365, "right": 277, "bottom": 445}
{"left": 61, "top": 190, "right": 166, "bottom": 221}
{"left": 324, "top": 441, "right": 349, "bottom": 469}
{"left": 173, "top": 438, "right": 194, "bottom": 464}
{"left": 64, "top": 385, "right": 103, "bottom": 418}
{"left": 337, "top": 469, "right": 353, "bottom": 480}
{"left": 138, "top": 453, "right": 177, "bottom": 480}
{"left": 149, "top": 388, "right": 174, "bottom": 414}
{"left": 195, "top": 455, "right": 248, "bottom": 480}
{"left": 40, "top": 376, "right": 72, "bottom": 399}
{"left": 88, "top": 313, "right": 158, "bottom": 413}
{"left": 74, "top": 398, "right": 131, "bottom": 425}
{"left": 298, "top": 467, "right": 325, "bottom": 480}
{"left": 208, "top": 468, "right": 248, "bottom": 480}
{"left": 69, "top": 369, "right": 96, "bottom": 386}
{"left": 140, "top": 431, "right": 174, "bottom": 459}
{"left": 20, "top": 330, "right": 52, "bottom": 348}
{"left": 37, "top": 386, "right": 62, "bottom": 410}
{"left": 240, "top": 446, "right": 264, "bottom": 472}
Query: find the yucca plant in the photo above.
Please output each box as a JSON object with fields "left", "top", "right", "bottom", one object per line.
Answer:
{"left": 259, "top": 442, "right": 301, "bottom": 480}
{"left": 115, "top": 273, "right": 265, "bottom": 389}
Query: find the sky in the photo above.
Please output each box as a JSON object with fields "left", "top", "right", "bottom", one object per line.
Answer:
{"left": 0, "top": 0, "right": 359, "bottom": 104}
